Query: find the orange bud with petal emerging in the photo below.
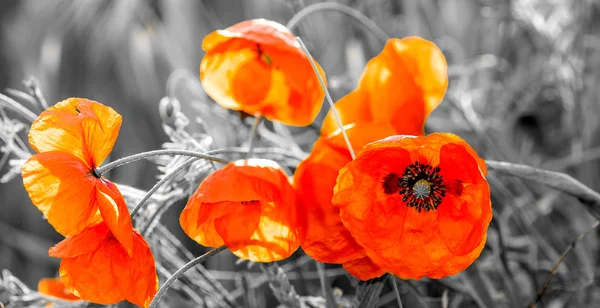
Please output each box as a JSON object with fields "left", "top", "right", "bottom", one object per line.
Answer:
{"left": 322, "top": 36, "right": 448, "bottom": 136}
{"left": 38, "top": 277, "right": 81, "bottom": 302}
{"left": 180, "top": 159, "right": 300, "bottom": 262}
{"left": 332, "top": 133, "right": 491, "bottom": 280}
{"left": 200, "top": 19, "right": 326, "bottom": 126}
{"left": 48, "top": 222, "right": 158, "bottom": 307}
{"left": 22, "top": 98, "right": 133, "bottom": 254}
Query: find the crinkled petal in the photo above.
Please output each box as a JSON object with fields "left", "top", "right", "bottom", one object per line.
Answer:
{"left": 38, "top": 278, "right": 81, "bottom": 301}
{"left": 342, "top": 257, "right": 387, "bottom": 281}
{"left": 181, "top": 159, "right": 300, "bottom": 261}
{"left": 295, "top": 138, "right": 365, "bottom": 263}
{"left": 200, "top": 20, "right": 325, "bottom": 126}
{"left": 214, "top": 201, "right": 262, "bottom": 250}
{"left": 28, "top": 98, "right": 121, "bottom": 168}
{"left": 96, "top": 180, "right": 134, "bottom": 256}
{"left": 321, "top": 90, "right": 372, "bottom": 137}
{"left": 111, "top": 231, "right": 158, "bottom": 307}
{"left": 361, "top": 37, "right": 447, "bottom": 134}
{"left": 49, "top": 223, "right": 109, "bottom": 258}
{"left": 59, "top": 239, "right": 122, "bottom": 305}
{"left": 437, "top": 143, "right": 491, "bottom": 256}
{"left": 22, "top": 152, "right": 98, "bottom": 236}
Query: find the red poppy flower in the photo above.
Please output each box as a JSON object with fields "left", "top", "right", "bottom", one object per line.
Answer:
{"left": 332, "top": 133, "right": 491, "bottom": 279}
{"left": 48, "top": 222, "right": 158, "bottom": 307}
{"left": 38, "top": 277, "right": 80, "bottom": 302}
{"left": 200, "top": 19, "right": 326, "bottom": 126}
{"left": 180, "top": 159, "right": 300, "bottom": 262}
{"left": 21, "top": 98, "right": 133, "bottom": 253}
{"left": 321, "top": 36, "right": 448, "bottom": 136}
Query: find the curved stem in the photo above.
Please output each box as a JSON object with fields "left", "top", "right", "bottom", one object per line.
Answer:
{"left": 246, "top": 115, "right": 263, "bottom": 159}
{"left": 131, "top": 158, "right": 201, "bottom": 217}
{"left": 297, "top": 37, "right": 355, "bottom": 159}
{"left": 95, "top": 149, "right": 229, "bottom": 176}
{"left": 286, "top": 2, "right": 389, "bottom": 44}
{"left": 148, "top": 245, "right": 227, "bottom": 308}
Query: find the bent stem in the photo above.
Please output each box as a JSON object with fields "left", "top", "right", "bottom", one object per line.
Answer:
{"left": 130, "top": 157, "right": 201, "bottom": 217}
{"left": 246, "top": 115, "right": 263, "bottom": 159}
{"left": 356, "top": 275, "right": 386, "bottom": 308}
{"left": 296, "top": 37, "right": 356, "bottom": 160}
{"left": 286, "top": 2, "right": 389, "bottom": 44}
{"left": 148, "top": 245, "right": 227, "bottom": 308}
{"left": 95, "top": 149, "right": 229, "bottom": 176}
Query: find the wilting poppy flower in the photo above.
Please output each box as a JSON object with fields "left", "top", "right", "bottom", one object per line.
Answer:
{"left": 180, "top": 159, "right": 300, "bottom": 262}
{"left": 332, "top": 133, "right": 491, "bottom": 279}
{"left": 200, "top": 19, "right": 326, "bottom": 126}
{"left": 48, "top": 222, "right": 158, "bottom": 307}
{"left": 38, "top": 277, "right": 80, "bottom": 302}
{"left": 21, "top": 98, "right": 133, "bottom": 254}
{"left": 321, "top": 36, "right": 447, "bottom": 136}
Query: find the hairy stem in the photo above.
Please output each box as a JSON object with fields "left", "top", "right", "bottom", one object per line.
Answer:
{"left": 148, "top": 246, "right": 227, "bottom": 308}
{"left": 246, "top": 115, "right": 263, "bottom": 159}
{"left": 296, "top": 37, "right": 356, "bottom": 159}
{"left": 95, "top": 149, "right": 229, "bottom": 176}
{"left": 286, "top": 2, "right": 389, "bottom": 44}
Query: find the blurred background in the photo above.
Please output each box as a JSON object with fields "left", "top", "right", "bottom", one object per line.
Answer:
{"left": 2, "top": 0, "right": 600, "bottom": 307}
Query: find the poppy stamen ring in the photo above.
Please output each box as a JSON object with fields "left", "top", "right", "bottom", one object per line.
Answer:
{"left": 382, "top": 161, "right": 446, "bottom": 212}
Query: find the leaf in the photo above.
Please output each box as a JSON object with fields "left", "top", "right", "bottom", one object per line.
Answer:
{"left": 486, "top": 160, "right": 600, "bottom": 220}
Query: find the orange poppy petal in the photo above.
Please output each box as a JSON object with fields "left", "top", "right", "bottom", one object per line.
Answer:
{"left": 203, "top": 19, "right": 299, "bottom": 54}
{"left": 200, "top": 19, "right": 325, "bottom": 126}
{"left": 38, "top": 278, "right": 80, "bottom": 301}
{"left": 342, "top": 257, "right": 387, "bottom": 281}
{"left": 59, "top": 242, "right": 123, "bottom": 305}
{"left": 332, "top": 133, "right": 491, "bottom": 279}
{"left": 22, "top": 151, "right": 98, "bottom": 236}
{"left": 437, "top": 143, "right": 491, "bottom": 256}
{"left": 321, "top": 90, "right": 372, "bottom": 138}
{"left": 360, "top": 37, "right": 447, "bottom": 135}
{"left": 111, "top": 231, "right": 158, "bottom": 307}
{"left": 96, "top": 180, "right": 134, "bottom": 256}
{"left": 28, "top": 98, "right": 121, "bottom": 168}
{"left": 214, "top": 201, "right": 262, "bottom": 250}
{"left": 180, "top": 159, "right": 300, "bottom": 262}
{"left": 48, "top": 223, "right": 109, "bottom": 258}
{"left": 295, "top": 138, "right": 365, "bottom": 263}
{"left": 57, "top": 225, "right": 157, "bottom": 307}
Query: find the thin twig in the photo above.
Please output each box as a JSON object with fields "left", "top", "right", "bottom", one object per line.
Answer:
{"left": 130, "top": 157, "right": 199, "bottom": 217}
{"left": 246, "top": 115, "right": 263, "bottom": 159}
{"left": 389, "top": 276, "right": 403, "bottom": 308}
{"left": 296, "top": 36, "right": 355, "bottom": 159}
{"left": 316, "top": 262, "right": 336, "bottom": 308}
{"left": 286, "top": 2, "right": 389, "bottom": 44}
{"left": 148, "top": 246, "right": 227, "bottom": 308}
{"left": 530, "top": 221, "right": 600, "bottom": 307}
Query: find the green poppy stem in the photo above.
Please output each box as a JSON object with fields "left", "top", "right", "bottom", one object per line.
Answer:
{"left": 296, "top": 37, "right": 356, "bottom": 160}
{"left": 148, "top": 245, "right": 227, "bottom": 308}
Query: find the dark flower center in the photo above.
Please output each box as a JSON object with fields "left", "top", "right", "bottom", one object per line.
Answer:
{"left": 382, "top": 161, "right": 446, "bottom": 212}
